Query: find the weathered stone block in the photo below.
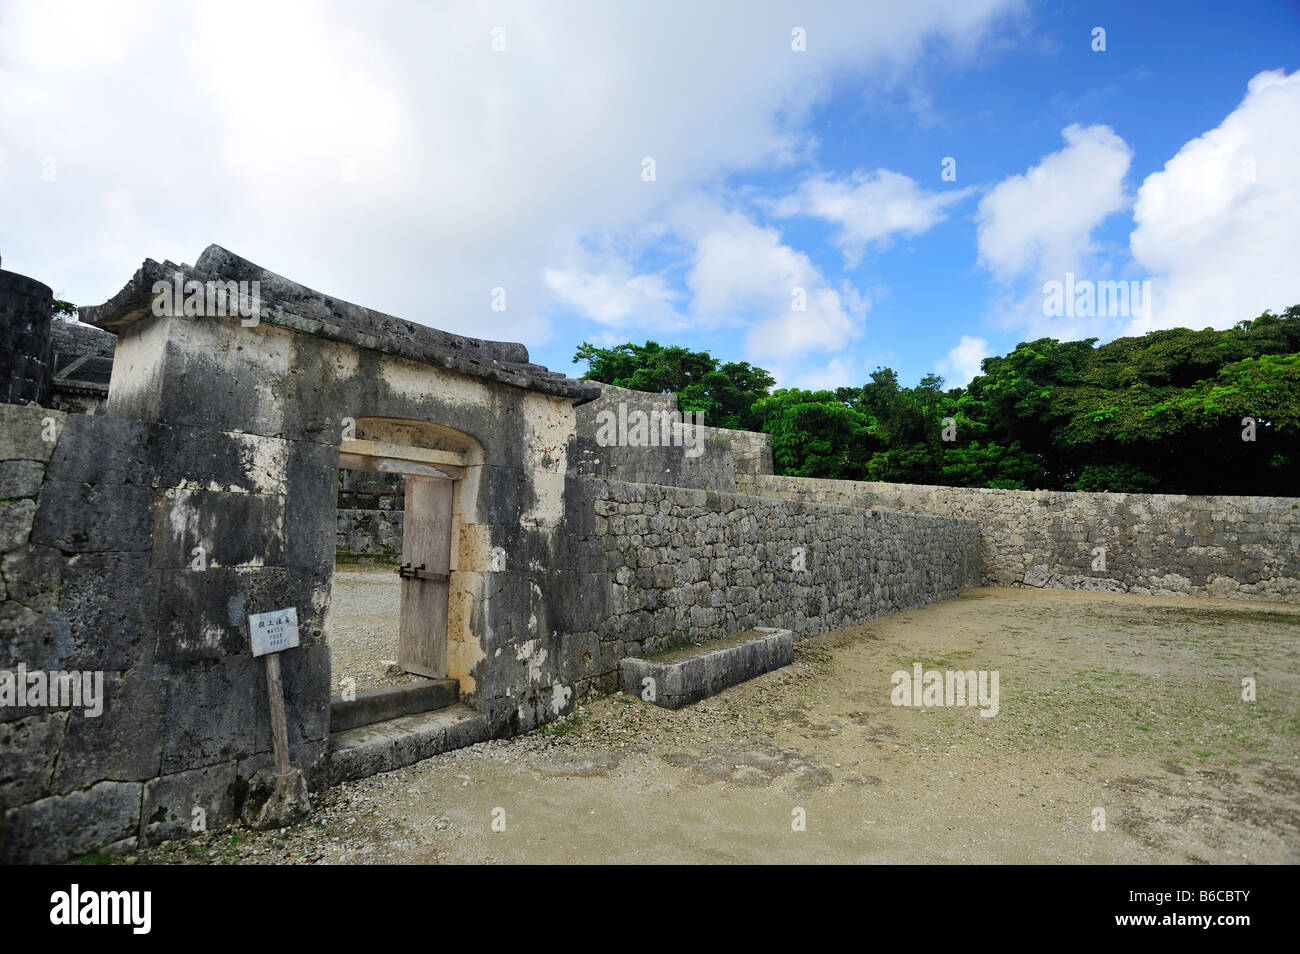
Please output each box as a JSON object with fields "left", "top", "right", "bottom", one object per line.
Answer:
{"left": 31, "top": 481, "right": 153, "bottom": 552}
{"left": 59, "top": 551, "right": 159, "bottom": 670}
{"left": 160, "top": 656, "right": 260, "bottom": 773}
{"left": 1, "top": 544, "right": 63, "bottom": 611}
{"left": 0, "top": 779, "right": 141, "bottom": 864}
{"left": 242, "top": 767, "right": 310, "bottom": 830}
{"left": 0, "top": 712, "right": 67, "bottom": 810}
{"left": 284, "top": 441, "right": 339, "bottom": 567}
{"left": 0, "top": 603, "right": 70, "bottom": 678}
{"left": 56, "top": 667, "right": 168, "bottom": 789}
{"left": 0, "top": 460, "right": 44, "bottom": 499}
{"left": 0, "top": 499, "right": 36, "bottom": 552}
{"left": 141, "top": 761, "right": 240, "bottom": 844}
{"left": 150, "top": 488, "right": 285, "bottom": 569}
{"left": 0, "top": 405, "right": 63, "bottom": 463}
{"left": 45, "top": 414, "right": 160, "bottom": 487}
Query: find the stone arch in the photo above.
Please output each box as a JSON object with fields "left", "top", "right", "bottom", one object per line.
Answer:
{"left": 336, "top": 416, "right": 490, "bottom": 696}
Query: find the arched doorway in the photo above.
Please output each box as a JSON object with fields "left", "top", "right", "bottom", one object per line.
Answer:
{"left": 329, "top": 417, "right": 485, "bottom": 728}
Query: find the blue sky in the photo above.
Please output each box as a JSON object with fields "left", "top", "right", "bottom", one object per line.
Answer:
{"left": 534, "top": 0, "right": 1300, "bottom": 389}
{"left": 2, "top": 0, "right": 1298, "bottom": 392}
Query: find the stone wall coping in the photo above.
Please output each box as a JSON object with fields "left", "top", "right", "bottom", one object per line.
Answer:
{"left": 79, "top": 245, "right": 602, "bottom": 403}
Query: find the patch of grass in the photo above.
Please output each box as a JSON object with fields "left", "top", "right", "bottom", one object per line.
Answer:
{"left": 540, "top": 709, "right": 597, "bottom": 740}
{"left": 645, "top": 629, "right": 768, "bottom": 662}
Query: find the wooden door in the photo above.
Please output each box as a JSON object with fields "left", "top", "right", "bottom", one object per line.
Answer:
{"left": 398, "top": 475, "right": 453, "bottom": 678}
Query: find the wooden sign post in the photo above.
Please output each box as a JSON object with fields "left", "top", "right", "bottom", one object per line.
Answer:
{"left": 249, "top": 608, "right": 301, "bottom": 777}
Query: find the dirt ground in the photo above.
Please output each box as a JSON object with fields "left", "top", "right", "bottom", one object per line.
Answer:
{"left": 326, "top": 565, "right": 420, "bottom": 693}
{"left": 139, "top": 587, "right": 1299, "bottom": 865}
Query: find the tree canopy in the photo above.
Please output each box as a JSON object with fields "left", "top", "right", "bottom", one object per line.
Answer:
{"left": 573, "top": 306, "right": 1300, "bottom": 496}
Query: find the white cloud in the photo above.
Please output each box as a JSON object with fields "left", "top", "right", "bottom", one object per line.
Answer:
{"left": 935, "top": 334, "right": 989, "bottom": 387}
{"left": 784, "top": 355, "right": 861, "bottom": 392}
{"left": 976, "top": 123, "right": 1132, "bottom": 281}
{"left": 543, "top": 263, "right": 683, "bottom": 330}
{"left": 0, "top": 0, "right": 1017, "bottom": 351}
{"left": 1128, "top": 69, "right": 1300, "bottom": 333}
{"left": 686, "top": 213, "right": 867, "bottom": 360}
{"left": 773, "top": 169, "right": 973, "bottom": 266}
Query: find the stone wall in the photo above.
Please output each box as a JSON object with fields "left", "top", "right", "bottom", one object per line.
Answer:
{"left": 336, "top": 470, "right": 403, "bottom": 562}
{"left": 737, "top": 474, "right": 1300, "bottom": 603}
{"left": 336, "top": 509, "right": 404, "bottom": 563}
{"left": 0, "top": 267, "right": 54, "bottom": 406}
{"left": 573, "top": 382, "right": 773, "bottom": 489}
{"left": 0, "top": 403, "right": 334, "bottom": 864}
{"left": 48, "top": 319, "right": 115, "bottom": 414}
{"left": 556, "top": 476, "right": 981, "bottom": 695}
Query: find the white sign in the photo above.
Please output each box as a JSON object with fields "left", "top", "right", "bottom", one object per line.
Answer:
{"left": 249, "top": 607, "right": 300, "bottom": 657}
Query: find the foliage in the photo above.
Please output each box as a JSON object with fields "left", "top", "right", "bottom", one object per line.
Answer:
{"left": 573, "top": 306, "right": 1300, "bottom": 495}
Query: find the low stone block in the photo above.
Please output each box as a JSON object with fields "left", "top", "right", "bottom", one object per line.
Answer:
{"left": 618, "top": 628, "right": 794, "bottom": 709}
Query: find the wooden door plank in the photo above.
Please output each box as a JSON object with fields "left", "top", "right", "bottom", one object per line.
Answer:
{"left": 398, "top": 476, "right": 453, "bottom": 678}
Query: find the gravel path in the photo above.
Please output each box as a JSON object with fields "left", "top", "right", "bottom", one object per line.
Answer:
{"left": 137, "top": 587, "right": 1299, "bottom": 865}
{"left": 326, "top": 565, "right": 421, "bottom": 693}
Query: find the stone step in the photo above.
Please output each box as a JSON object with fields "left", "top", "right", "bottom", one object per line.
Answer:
{"left": 329, "top": 677, "right": 459, "bottom": 733}
{"left": 619, "top": 627, "right": 795, "bottom": 709}
{"left": 327, "top": 704, "right": 491, "bottom": 784}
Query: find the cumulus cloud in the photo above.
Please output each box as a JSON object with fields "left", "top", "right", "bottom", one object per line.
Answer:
{"left": 687, "top": 213, "right": 867, "bottom": 360}
{"left": 1128, "top": 69, "right": 1300, "bottom": 333}
{"left": 935, "top": 334, "right": 989, "bottom": 387}
{"left": 543, "top": 262, "right": 684, "bottom": 330}
{"left": 0, "top": 0, "right": 1017, "bottom": 351}
{"left": 773, "top": 169, "right": 974, "bottom": 266}
{"left": 783, "top": 355, "right": 862, "bottom": 392}
{"left": 976, "top": 123, "right": 1132, "bottom": 281}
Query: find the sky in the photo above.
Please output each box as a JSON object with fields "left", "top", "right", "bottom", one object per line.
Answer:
{"left": 2, "top": 0, "right": 1298, "bottom": 391}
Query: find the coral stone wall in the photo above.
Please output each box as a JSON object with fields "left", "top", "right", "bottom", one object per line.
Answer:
{"left": 557, "top": 476, "right": 982, "bottom": 694}
{"left": 737, "top": 474, "right": 1300, "bottom": 603}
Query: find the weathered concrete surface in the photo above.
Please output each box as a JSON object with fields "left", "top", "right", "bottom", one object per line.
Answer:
{"left": 739, "top": 474, "right": 1300, "bottom": 603}
{"left": 619, "top": 627, "right": 794, "bottom": 708}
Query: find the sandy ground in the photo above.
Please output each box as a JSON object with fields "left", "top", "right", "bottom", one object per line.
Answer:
{"left": 139, "top": 587, "right": 1299, "bottom": 865}
{"left": 326, "top": 565, "right": 420, "bottom": 693}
